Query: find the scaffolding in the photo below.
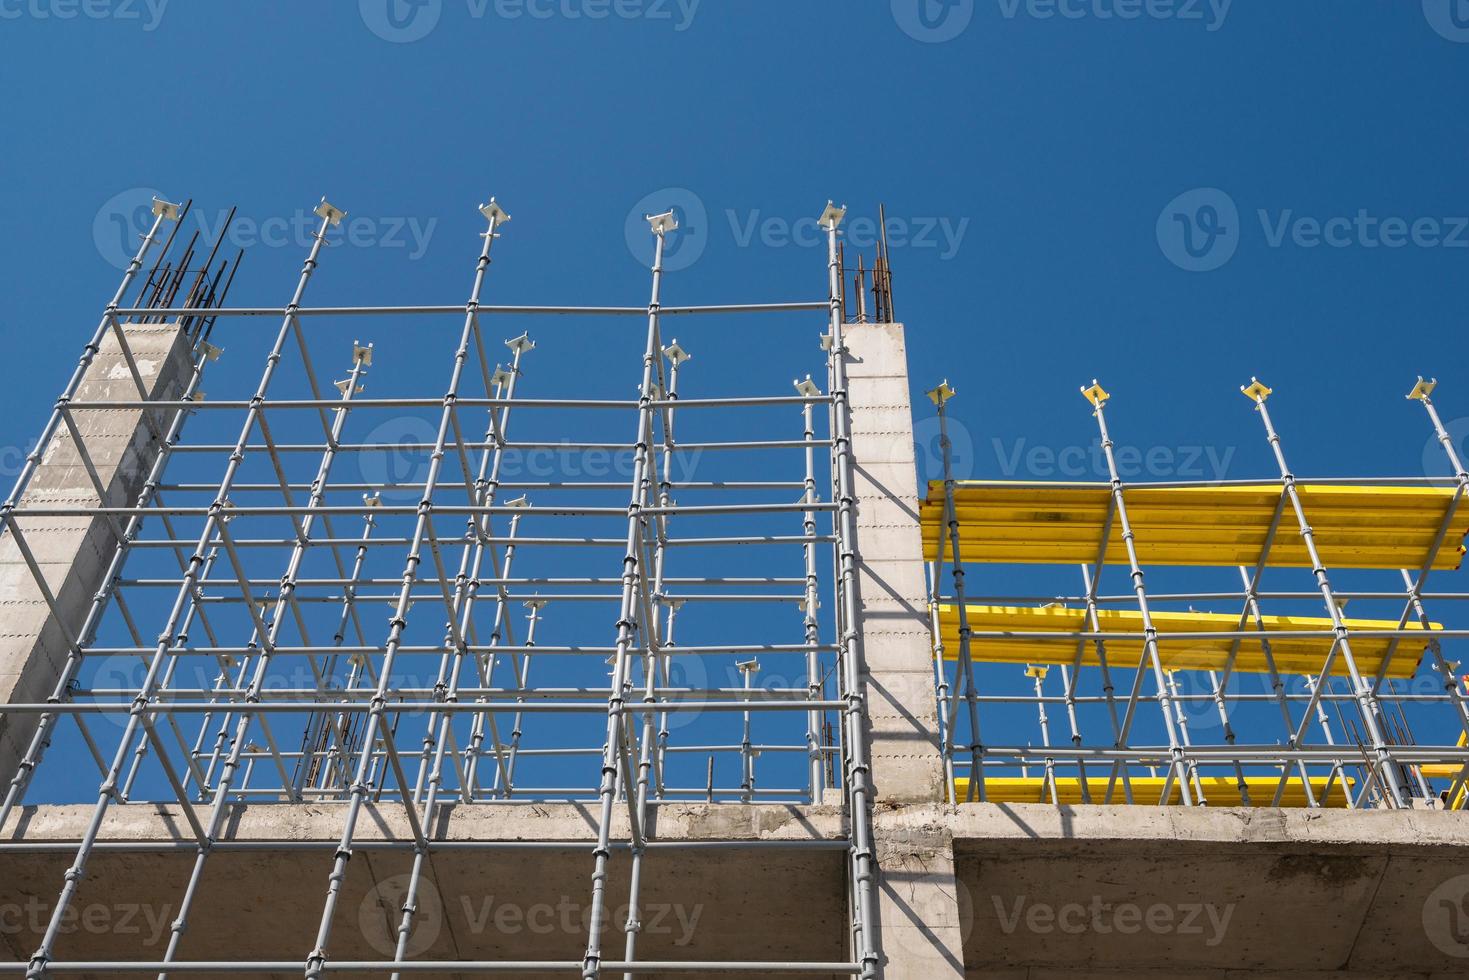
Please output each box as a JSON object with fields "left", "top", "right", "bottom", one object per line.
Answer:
{"left": 0, "top": 196, "right": 885, "bottom": 976}
{"left": 925, "top": 377, "right": 1469, "bottom": 810}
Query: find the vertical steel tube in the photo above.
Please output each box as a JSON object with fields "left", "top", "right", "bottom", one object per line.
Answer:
{"left": 1242, "top": 379, "right": 1406, "bottom": 806}
{"left": 302, "top": 203, "right": 506, "bottom": 979}
{"left": 582, "top": 213, "right": 668, "bottom": 980}
{"left": 1082, "top": 383, "right": 1194, "bottom": 805}
{"left": 822, "top": 204, "right": 881, "bottom": 980}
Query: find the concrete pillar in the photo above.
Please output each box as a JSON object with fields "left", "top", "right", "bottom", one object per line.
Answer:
{"left": 845, "top": 321, "right": 945, "bottom": 803}
{"left": 0, "top": 321, "right": 192, "bottom": 785}
{"left": 845, "top": 322, "right": 965, "bottom": 977}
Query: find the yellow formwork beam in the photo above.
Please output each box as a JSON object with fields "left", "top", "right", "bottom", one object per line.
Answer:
{"left": 921, "top": 481, "right": 1468, "bottom": 570}
{"left": 935, "top": 604, "right": 1437, "bottom": 678}
{"left": 954, "top": 775, "right": 1351, "bottom": 808}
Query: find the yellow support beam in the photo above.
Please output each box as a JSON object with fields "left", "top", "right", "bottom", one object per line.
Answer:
{"left": 935, "top": 604, "right": 1437, "bottom": 678}
{"left": 954, "top": 775, "right": 1351, "bottom": 808}
{"left": 921, "top": 481, "right": 1468, "bottom": 570}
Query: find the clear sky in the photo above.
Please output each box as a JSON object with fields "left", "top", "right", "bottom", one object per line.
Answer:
{"left": 1, "top": 2, "right": 1468, "bottom": 802}
{"left": 0, "top": 1, "right": 1466, "bottom": 485}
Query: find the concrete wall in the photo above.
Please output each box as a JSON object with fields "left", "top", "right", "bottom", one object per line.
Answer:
{"left": 0, "top": 321, "right": 191, "bottom": 784}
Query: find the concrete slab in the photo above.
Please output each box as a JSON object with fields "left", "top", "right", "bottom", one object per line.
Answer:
{"left": 0, "top": 803, "right": 849, "bottom": 979}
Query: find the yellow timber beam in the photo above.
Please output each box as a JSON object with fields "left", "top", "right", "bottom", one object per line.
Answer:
{"left": 921, "top": 481, "right": 1468, "bottom": 570}
{"left": 934, "top": 604, "right": 1437, "bottom": 679}
{"left": 954, "top": 775, "right": 1351, "bottom": 808}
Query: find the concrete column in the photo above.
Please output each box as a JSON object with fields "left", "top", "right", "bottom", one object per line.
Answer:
{"left": 845, "top": 322, "right": 965, "bottom": 977}
{"left": 0, "top": 321, "right": 192, "bottom": 784}
{"left": 844, "top": 321, "right": 945, "bottom": 804}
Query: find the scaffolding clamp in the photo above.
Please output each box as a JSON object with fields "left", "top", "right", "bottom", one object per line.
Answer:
{"left": 818, "top": 201, "right": 847, "bottom": 231}
{"left": 927, "top": 380, "right": 956, "bottom": 407}
{"left": 794, "top": 375, "right": 821, "bottom": 398}
{"left": 1080, "top": 381, "right": 1109, "bottom": 408}
{"left": 151, "top": 197, "right": 181, "bottom": 221}
{"left": 1241, "top": 377, "right": 1273, "bottom": 402}
{"left": 314, "top": 198, "right": 346, "bottom": 227}
{"left": 479, "top": 198, "right": 511, "bottom": 225}
{"left": 646, "top": 209, "right": 678, "bottom": 236}
{"left": 663, "top": 340, "right": 691, "bottom": 365}
{"left": 1408, "top": 376, "right": 1438, "bottom": 401}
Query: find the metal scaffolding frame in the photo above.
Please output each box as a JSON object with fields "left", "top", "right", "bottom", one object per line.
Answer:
{"left": 926, "top": 377, "right": 1469, "bottom": 810}
{"left": 0, "top": 197, "right": 884, "bottom": 976}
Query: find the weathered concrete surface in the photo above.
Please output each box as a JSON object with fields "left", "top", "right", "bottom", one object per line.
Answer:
{"left": 0, "top": 322, "right": 191, "bottom": 784}
{"left": 843, "top": 322, "right": 944, "bottom": 806}
{"left": 920, "top": 802, "right": 1469, "bottom": 978}
{"left": 0, "top": 803, "right": 848, "bottom": 979}
{"left": 845, "top": 323, "right": 965, "bottom": 978}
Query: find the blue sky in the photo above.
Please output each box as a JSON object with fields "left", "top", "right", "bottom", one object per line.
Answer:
{"left": 2, "top": 2, "right": 1469, "bottom": 804}
{"left": 0, "top": 1, "right": 1466, "bottom": 484}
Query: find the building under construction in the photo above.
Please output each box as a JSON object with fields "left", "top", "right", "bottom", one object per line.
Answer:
{"left": 1, "top": 195, "right": 1468, "bottom": 978}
